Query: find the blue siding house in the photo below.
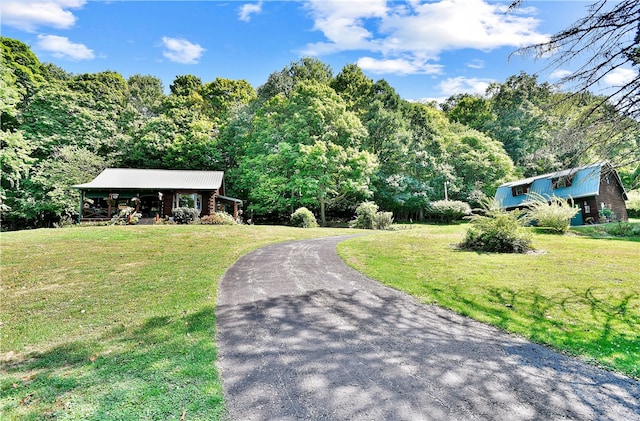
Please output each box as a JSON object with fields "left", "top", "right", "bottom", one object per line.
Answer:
{"left": 495, "top": 162, "right": 628, "bottom": 225}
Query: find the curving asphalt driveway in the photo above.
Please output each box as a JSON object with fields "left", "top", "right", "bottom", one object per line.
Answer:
{"left": 215, "top": 235, "right": 640, "bottom": 420}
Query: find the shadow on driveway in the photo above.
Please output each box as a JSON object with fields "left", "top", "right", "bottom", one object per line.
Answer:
{"left": 216, "top": 237, "right": 640, "bottom": 420}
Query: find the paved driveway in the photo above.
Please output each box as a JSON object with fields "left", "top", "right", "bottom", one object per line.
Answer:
{"left": 216, "top": 236, "right": 640, "bottom": 420}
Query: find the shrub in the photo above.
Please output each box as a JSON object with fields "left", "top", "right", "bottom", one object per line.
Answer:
{"left": 351, "top": 201, "right": 394, "bottom": 230}
{"left": 290, "top": 207, "right": 318, "bottom": 228}
{"left": 427, "top": 200, "right": 472, "bottom": 223}
{"left": 459, "top": 201, "right": 532, "bottom": 253}
{"left": 172, "top": 207, "right": 201, "bottom": 224}
{"left": 524, "top": 192, "right": 579, "bottom": 234}
{"left": 352, "top": 201, "right": 379, "bottom": 229}
{"left": 110, "top": 206, "right": 142, "bottom": 225}
{"left": 626, "top": 190, "right": 640, "bottom": 218}
{"left": 200, "top": 212, "right": 237, "bottom": 225}
{"left": 373, "top": 211, "right": 394, "bottom": 230}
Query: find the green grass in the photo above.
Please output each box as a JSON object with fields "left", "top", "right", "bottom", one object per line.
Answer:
{"left": 569, "top": 220, "right": 640, "bottom": 240}
{"left": 338, "top": 224, "right": 640, "bottom": 379}
{"left": 0, "top": 225, "right": 355, "bottom": 420}
{"left": 3, "top": 223, "right": 639, "bottom": 419}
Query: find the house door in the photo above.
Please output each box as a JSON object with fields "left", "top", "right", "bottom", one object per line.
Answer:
{"left": 140, "top": 196, "right": 162, "bottom": 218}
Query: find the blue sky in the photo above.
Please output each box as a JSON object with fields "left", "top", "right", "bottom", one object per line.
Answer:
{"left": 2, "top": 1, "right": 635, "bottom": 101}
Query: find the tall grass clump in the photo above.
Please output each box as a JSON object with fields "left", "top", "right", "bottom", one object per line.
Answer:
{"left": 427, "top": 200, "right": 471, "bottom": 223}
{"left": 524, "top": 192, "right": 579, "bottom": 234}
{"left": 459, "top": 201, "right": 532, "bottom": 253}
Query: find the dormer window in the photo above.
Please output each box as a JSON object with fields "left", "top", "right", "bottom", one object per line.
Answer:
{"left": 552, "top": 175, "right": 573, "bottom": 189}
{"left": 512, "top": 184, "right": 531, "bottom": 196}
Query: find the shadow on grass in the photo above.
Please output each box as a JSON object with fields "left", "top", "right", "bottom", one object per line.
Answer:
{"left": 1, "top": 307, "right": 224, "bottom": 420}
{"left": 214, "top": 234, "right": 640, "bottom": 420}
{"left": 217, "top": 287, "right": 640, "bottom": 420}
{"left": 441, "top": 284, "right": 640, "bottom": 379}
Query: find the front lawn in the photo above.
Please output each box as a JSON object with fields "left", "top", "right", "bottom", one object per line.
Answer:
{"left": 338, "top": 224, "right": 640, "bottom": 379}
{"left": 0, "top": 225, "right": 352, "bottom": 420}
{"left": 2, "top": 223, "right": 638, "bottom": 420}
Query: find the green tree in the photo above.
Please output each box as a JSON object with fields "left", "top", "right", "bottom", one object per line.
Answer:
{"left": 442, "top": 93, "right": 494, "bottom": 131}
{"left": 10, "top": 146, "right": 107, "bottom": 228}
{"left": 257, "top": 57, "right": 333, "bottom": 100}
{"left": 170, "top": 74, "right": 203, "bottom": 97}
{"left": 297, "top": 140, "right": 377, "bottom": 225}
{"left": 0, "top": 37, "right": 45, "bottom": 108}
{"left": 484, "top": 72, "right": 554, "bottom": 174}
{"left": 236, "top": 81, "right": 375, "bottom": 222}
{"left": 127, "top": 74, "right": 165, "bottom": 119}
{"left": 20, "top": 82, "right": 125, "bottom": 158}
{"left": 331, "top": 64, "right": 374, "bottom": 115}
{"left": 200, "top": 77, "right": 256, "bottom": 125}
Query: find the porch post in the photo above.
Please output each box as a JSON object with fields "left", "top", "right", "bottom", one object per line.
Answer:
{"left": 78, "top": 191, "right": 84, "bottom": 223}
{"left": 233, "top": 201, "right": 238, "bottom": 220}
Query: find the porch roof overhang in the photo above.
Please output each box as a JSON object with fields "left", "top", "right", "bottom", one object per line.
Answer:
{"left": 216, "top": 195, "right": 243, "bottom": 205}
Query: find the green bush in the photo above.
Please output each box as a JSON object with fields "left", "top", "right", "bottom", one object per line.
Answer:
{"left": 110, "top": 206, "right": 141, "bottom": 225}
{"left": 524, "top": 192, "right": 579, "bottom": 234}
{"left": 200, "top": 212, "right": 237, "bottom": 225}
{"left": 290, "top": 207, "right": 318, "bottom": 228}
{"left": 625, "top": 190, "right": 640, "bottom": 218}
{"left": 172, "top": 207, "right": 201, "bottom": 224}
{"left": 459, "top": 202, "right": 532, "bottom": 253}
{"left": 427, "top": 200, "right": 472, "bottom": 223}
{"left": 352, "top": 201, "right": 378, "bottom": 229}
{"left": 351, "top": 202, "right": 394, "bottom": 230}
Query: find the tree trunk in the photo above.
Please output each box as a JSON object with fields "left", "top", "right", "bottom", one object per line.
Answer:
{"left": 320, "top": 198, "right": 326, "bottom": 226}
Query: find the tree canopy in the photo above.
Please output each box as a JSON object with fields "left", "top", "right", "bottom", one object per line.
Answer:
{"left": 1, "top": 35, "right": 637, "bottom": 230}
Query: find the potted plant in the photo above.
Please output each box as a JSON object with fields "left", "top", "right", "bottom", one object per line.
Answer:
{"left": 598, "top": 207, "right": 615, "bottom": 223}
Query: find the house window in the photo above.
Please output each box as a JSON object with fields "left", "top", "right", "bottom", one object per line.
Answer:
{"left": 583, "top": 201, "right": 590, "bottom": 214}
{"left": 552, "top": 175, "right": 573, "bottom": 189}
{"left": 512, "top": 184, "right": 530, "bottom": 196}
{"left": 174, "top": 193, "right": 202, "bottom": 211}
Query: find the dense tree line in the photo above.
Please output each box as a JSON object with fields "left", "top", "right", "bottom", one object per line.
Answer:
{"left": 1, "top": 37, "right": 638, "bottom": 230}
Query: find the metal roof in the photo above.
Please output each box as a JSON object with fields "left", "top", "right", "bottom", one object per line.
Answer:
{"left": 495, "top": 163, "right": 605, "bottom": 209}
{"left": 73, "top": 168, "right": 224, "bottom": 190}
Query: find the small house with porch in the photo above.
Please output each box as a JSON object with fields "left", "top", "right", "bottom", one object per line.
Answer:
{"left": 494, "top": 162, "right": 628, "bottom": 225}
{"left": 73, "top": 168, "right": 242, "bottom": 222}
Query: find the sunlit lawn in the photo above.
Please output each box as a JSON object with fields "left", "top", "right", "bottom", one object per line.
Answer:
{"left": 2, "top": 223, "right": 639, "bottom": 420}
{"left": 0, "top": 225, "right": 354, "bottom": 420}
{"left": 338, "top": 224, "right": 640, "bottom": 379}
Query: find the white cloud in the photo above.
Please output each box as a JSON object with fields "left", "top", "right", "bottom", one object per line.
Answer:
{"left": 302, "top": 0, "right": 388, "bottom": 55}
{"left": 302, "top": 0, "right": 549, "bottom": 76}
{"left": 603, "top": 68, "right": 636, "bottom": 86}
{"left": 549, "top": 69, "right": 573, "bottom": 80}
{"left": 438, "top": 76, "right": 494, "bottom": 97}
{"left": 239, "top": 1, "right": 263, "bottom": 22}
{"left": 357, "top": 56, "right": 443, "bottom": 75}
{"left": 37, "top": 34, "right": 94, "bottom": 60}
{"left": 466, "top": 59, "right": 485, "bottom": 70}
{"left": 0, "top": 0, "right": 85, "bottom": 32}
{"left": 161, "top": 37, "right": 206, "bottom": 64}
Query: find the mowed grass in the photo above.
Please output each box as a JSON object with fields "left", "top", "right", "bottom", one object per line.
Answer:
{"left": 338, "top": 224, "right": 640, "bottom": 379}
{"left": 0, "top": 225, "right": 354, "bottom": 420}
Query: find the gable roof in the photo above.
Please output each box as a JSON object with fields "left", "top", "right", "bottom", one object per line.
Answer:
{"left": 73, "top": 168, "right": 224, "bottom": 190}
{"left": 495, "top": 162, "right": 626, "bottom": 209}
